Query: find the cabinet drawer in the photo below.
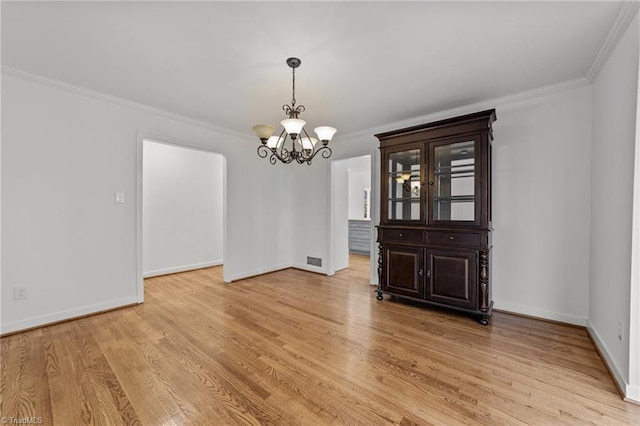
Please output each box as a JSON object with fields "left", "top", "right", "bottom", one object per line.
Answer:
{"left": 380, "top": 229, "right": 425, "bottom": 243}
{"left": 428, "top": 232, "right": 481, "bottom": 247}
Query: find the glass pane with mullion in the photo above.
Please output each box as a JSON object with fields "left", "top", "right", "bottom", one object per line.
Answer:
{"left": 388, "top": 149, "right": 421, "bottom": 220}
{"left": 433, "top": 141, "right": 475, "bottom": 221}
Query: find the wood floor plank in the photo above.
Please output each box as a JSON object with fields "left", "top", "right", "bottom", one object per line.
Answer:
{"left": 1, "top": 255, "right": 639, "bottom": 425}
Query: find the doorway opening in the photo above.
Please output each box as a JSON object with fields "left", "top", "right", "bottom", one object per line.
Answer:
{"left": 137, "top": 138, "right": 225, "bottom": 301}
{"left": 330, "top": 155, "right": 372, "bottom": 276}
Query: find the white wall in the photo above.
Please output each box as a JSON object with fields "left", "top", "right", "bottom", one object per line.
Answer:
{"left": 492, "top": 86, "right": 593, "bottom": 325}
{"left": 630, "top": 36, "right": 640, "bottom": 400}
{"left": 331, "top": 160, "right": 349, "bottom": 273}
{"left": 293, "top": 81, "right": 594, "bottom": 319}
{"left": 589, "top": 12, "right": 639, "bottom": 400}
{"left": 291, "top": 160, "right": 330, "bottom": 273}
{"left": 347, "top": 155, "right": 372, "bottom": 221}
{"left": 292, "top": 135, "right": 379, "bottom": 276}
{"left": 1, "top": 71, "right": 292, "bottom": 334}
{"left": 143, "top": 140, "right": 223, "bottom": 277}
{"left": 630, "top": 56, "right": 640, "bottom": 401}
{"left": 2, "top": 70, "right": 595, "bottom": 334}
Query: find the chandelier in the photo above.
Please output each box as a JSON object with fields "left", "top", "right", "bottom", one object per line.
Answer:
{"left": 252, "top": 57, "right": 337, "bottom": 165}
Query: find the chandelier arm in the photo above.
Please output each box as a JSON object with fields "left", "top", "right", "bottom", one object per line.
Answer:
{"left": 283, "top": 150, "right": 294, "bottom": 162}
{"left": 272, "top": 147, "right": 292, "bottom": 164}
{"left": 300, "top": 127, "right": 313, "bottom": 160}
{"left": 257, "top": 145, "right": 271, "bottom": 159}
{"left": 268, "top": 149, "right": 294, "bottom": 164}
{"left": 259, "top": 140, "right": 293, "bottom": 164}
{"left": 320, "top": 146, "right": 333, "bottom": 159}
{"left": 297, "top": 145, "right": 332, "bottom": 164}
{"left": 271, "top": 128, "right": 289, "bottom": 159}
{"left": 296, "top": 150, "right": 313, "bottom": 164}
{"left": 276, "top": 128, "right": 287, "bottom": 152}
{"left": 269, "top": 134, "right": 296, "bottom": 164}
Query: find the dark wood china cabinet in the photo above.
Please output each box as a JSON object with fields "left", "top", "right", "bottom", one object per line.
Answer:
{"left": 375, "top": 109, "right": 496, "bottom": 324}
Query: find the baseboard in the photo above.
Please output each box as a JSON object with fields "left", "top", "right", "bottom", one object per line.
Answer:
{"left": 292, "top": 263, "right": 328, "bottom": 275}
{"left": 225, "top": 264, "right": 290, "bottom": 283}
{"left": 0, "top": 296, "right": 139, "bottom": 336}
{"left": 493, "top": 300, "right": 587, "bottom": 326}
{"left": 586, "top": 321, "right": 631, "bottom": 401}
{"left": 626, "top": 384, "right": 640, "bottom": 403}
{"left": 143, "top": 260, "right": 223, "bottom": 278}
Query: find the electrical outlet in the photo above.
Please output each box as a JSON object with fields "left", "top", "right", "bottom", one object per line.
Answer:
{"left": 618, "top": 321, "right": 623, "bottom": 341}
{"left": 13, "top": 286, "right": 28, "bottom": 300}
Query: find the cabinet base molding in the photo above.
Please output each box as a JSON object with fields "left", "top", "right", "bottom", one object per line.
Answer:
{"left": 375, "top": 289, "right": 493, "bottom": 325}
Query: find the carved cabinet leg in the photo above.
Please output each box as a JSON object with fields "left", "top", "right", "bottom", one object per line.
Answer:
{"left": 479, "top": 251, "right": 490, "bottom": 325}
{"left": 376, "top": 243, "right": 384, "bottom": 301}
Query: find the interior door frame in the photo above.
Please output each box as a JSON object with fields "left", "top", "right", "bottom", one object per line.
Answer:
{"left": 327, "top": 153, "right": 377, "bottom": 285}
{"left": 135, "top": 132, "right": 227, "bottom": 303}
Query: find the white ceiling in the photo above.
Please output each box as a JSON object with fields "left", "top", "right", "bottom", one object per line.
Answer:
{"left": 1, "top": 1, "right": 624, "bottom": 136}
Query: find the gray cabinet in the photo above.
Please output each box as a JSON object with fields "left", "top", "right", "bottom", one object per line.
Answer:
{"left": 348, "top": 220, "right": 371, "bottom": 254}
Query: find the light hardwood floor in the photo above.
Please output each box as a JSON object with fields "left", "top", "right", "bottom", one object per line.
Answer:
{"left": 1, "top": 255, "right": 639, "bottom": 425}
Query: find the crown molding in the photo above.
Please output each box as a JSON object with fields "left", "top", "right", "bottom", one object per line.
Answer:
{"left": 338, "top": 77, "right": 591, "bottom": 142}
{"left": 1, "top": 66, "right": 250, "bottom": 141}
{"left": 587, "top": 1, "right": 640, "bottom": 82}
{"left": 2, "top": 64, "right": 592, "bottom": 146}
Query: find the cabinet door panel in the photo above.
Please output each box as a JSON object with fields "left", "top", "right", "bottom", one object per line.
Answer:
{"left": 428, "top": 136, "right": 482, "bottom": 227}
{"left": 382, "top": 143, "right": 425, "bottom": 224}
{"left": 426, "top": 249, "right": 477, "bottom": 309}
{"left": 383, "top": 246, "right": 424, "bottom": 298}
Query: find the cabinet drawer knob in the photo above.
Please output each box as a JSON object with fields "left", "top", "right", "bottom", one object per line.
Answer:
{"left": 418, "top": 269, "right": 423, "bottom": 276}
{"left": 399, "top": 233, "right": 404, "bottom": 237}
{"left": 449, "top": 236, "right": 454, "bottom": 240}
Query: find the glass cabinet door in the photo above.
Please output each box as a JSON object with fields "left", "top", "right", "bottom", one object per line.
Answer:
{"left": 386, "top": 147, "right": 422, "bottom": 221}
{"left": 431, "top": 139, "right": 477, "bottom": 223}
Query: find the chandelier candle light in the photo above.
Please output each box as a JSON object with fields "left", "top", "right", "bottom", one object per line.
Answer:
{"left": 253, "top": 57, "right": 337, "bottom": 165}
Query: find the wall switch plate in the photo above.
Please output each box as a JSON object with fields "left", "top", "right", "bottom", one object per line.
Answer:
{"left": 115, "top": 192, "right": 125, "bottom": 204}
{"left": 13, "top": 287, "right": 28, "bottom": 300}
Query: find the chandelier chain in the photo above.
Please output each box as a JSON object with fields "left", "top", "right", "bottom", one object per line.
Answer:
{"left": 291, "top": 67, "right": 296, "bottom": 107}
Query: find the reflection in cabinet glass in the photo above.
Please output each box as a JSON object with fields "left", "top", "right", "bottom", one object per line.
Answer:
{"left": 387, "top": 149, "right": 421, "bottom": 221}
{"left": 375, "top": 109, "right": 496, "bottom": 325}
{"left": 434, "top": 140, "right": 475, "bottom": 222}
